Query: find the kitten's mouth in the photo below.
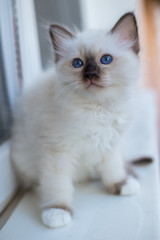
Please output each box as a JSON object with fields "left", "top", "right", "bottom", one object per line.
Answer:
{"left": 86, "top": 79, "right": 104, "bottom": 89}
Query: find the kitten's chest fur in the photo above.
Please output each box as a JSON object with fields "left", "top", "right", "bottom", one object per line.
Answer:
{"left": 57, "top": 101, "right": 128, "bottom": 181}
{"left": 55, "top": 100, "right": 128, "bottom": 155}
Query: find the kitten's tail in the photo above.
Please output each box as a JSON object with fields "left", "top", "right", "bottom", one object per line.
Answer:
{"left": 126, "top": 157, "right": 153, "bottom": 178}
{"left": 131, "top": 157, "right": 153, "bottom": 166}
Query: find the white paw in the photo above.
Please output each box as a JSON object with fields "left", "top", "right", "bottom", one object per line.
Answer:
{"left": 41, "top": 208, "right": 72, "bottom": 228}
{"left": 121, "top": 176, "right": 140, "bottom": 196}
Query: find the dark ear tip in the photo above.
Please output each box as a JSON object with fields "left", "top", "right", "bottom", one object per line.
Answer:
{"left": 49, "top": 25, "right": 54, "bottom": 40}
{"left": 49, "top": 24, "right": 62, "bottom": 39}
{"left": 49, "top": 24, "right": 56, "bottom": 34}
{"left": 124, "top": 12, "right": 135, "bottom": 17}
{"left": 121, "top": 12, "right": 138, "bottom": 28}
{"left": 49, "top": 25, "right": 56, "bottom": 38}
{"left": 111, "top": 12, "right": 139, "bottom": 54}
{"left": 117, "top": 12, "right": 137, "bottom": 26}
{"left": 121, "top": 12, "right": 136, "bottom": 19}
{"left": 49, "top": 24, "right": 60, "bottom": 33}
{"left": 49, "top": 25, "right": 53, "bottom": 31}
{"left": 111, "top": 12, "right": 137, "bottom": 33}
{"left": 49, "top": 24, "right": 74, "bottom": 39}
{"left": 126, "top": 12, "right": 137, "bottom": 24}
{"left": 122, "top": 12, "right": 138, "bottom": 28}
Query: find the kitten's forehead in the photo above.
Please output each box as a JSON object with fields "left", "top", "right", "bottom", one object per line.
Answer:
{"left": 77, "top": 29, "right": 107, "bottom": 45}
{"left": 77, "top": 30, "right": 107, "bottom": 51}
{"left": 72, "top": 29, "right": 121, "bottom": 58}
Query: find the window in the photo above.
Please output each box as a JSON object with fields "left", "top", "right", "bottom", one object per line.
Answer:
{"left": 0, "top": 0, "right": 41, "bottom": 213}
{"left": 0, "top": 0, "right": 20, "bottom": 145}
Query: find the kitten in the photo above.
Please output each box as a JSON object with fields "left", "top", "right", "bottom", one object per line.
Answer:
{"left": 11, "top": 12, "right": 140, "bottom": 228}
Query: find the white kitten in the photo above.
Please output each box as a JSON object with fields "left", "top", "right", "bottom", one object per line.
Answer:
{"left": 11, "top": 12, "right": 140, "bottom": 228}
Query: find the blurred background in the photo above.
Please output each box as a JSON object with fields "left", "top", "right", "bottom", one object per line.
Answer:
{"left": 34, "top": 0, "right": 136, "bottom": 69}
{"left": 0, "top": 0, "right": 160, "bottom": 145}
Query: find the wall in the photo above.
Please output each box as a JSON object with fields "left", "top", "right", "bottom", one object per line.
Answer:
{"left": 80, "top": 0, "right": 137, "bottom": 30}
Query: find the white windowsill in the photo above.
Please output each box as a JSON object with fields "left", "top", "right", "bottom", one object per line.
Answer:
{"left": 1, "top": 158, "right": 160, "bottom": 240}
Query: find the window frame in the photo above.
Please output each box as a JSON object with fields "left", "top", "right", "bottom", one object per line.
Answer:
{"left": 0, "top": 0, "right": 42, "bottom": 212}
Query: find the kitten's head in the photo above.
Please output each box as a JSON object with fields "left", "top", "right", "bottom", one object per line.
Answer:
{"left": 49, "top": 13, "right": 139, "bottom": 103}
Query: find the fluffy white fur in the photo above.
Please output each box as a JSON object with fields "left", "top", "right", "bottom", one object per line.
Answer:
{"left": 11, "top": 13, "right": 140, "bottom": 228}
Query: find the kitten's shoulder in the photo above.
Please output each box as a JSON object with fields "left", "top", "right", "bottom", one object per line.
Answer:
{"left": 22, "top": 68, "right": 56, "bottom": 101}
{"left": 28, "top": 67, "right": 56, "bottom": 95}
{"left": 14, "top": 68, "right": 57, "bottom": 117}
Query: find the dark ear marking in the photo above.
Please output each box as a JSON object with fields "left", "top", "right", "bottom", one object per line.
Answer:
{"left": 49, "top": 24, "right": 75, "bottom": 62}
{"left": 111, "top": 12, "right": 139, "bottom": 54}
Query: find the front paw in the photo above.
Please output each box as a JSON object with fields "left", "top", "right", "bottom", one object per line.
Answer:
{"left": 106, "top": 176, "right": 140, "bottom": 196}
{"left": 41, "top": 207, "right": 72, "bottom": 228}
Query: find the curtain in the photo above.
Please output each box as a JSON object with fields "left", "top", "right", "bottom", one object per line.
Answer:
{"left": 139, "top": 0, "right": 160, "bottom": 131}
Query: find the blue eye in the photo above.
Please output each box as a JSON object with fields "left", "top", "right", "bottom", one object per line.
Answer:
{"left": 101, "top": 55, "right": 113, "bottom": 64}
{"left": 72, "top": 58, "right": 83, "bottom": 68}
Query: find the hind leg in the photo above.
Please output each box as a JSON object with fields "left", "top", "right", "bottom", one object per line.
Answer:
{"left": 98, "top": 148, "right": 140, "bottom": 195}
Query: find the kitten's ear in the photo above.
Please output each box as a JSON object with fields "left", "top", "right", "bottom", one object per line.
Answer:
{"left": 111, "top": 12, "right": 139, "bottom": 54}
{"left": 49, "top": 24, "right": 75, "bottom": 62}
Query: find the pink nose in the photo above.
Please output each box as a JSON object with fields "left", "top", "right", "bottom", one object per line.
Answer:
{"left": 88, "top": 78, "right": 93, "bottom": 84}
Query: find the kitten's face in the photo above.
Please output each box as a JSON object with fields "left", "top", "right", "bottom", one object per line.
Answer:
{"left": 50, "top": 13, "right": 139, "bottom": 103}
